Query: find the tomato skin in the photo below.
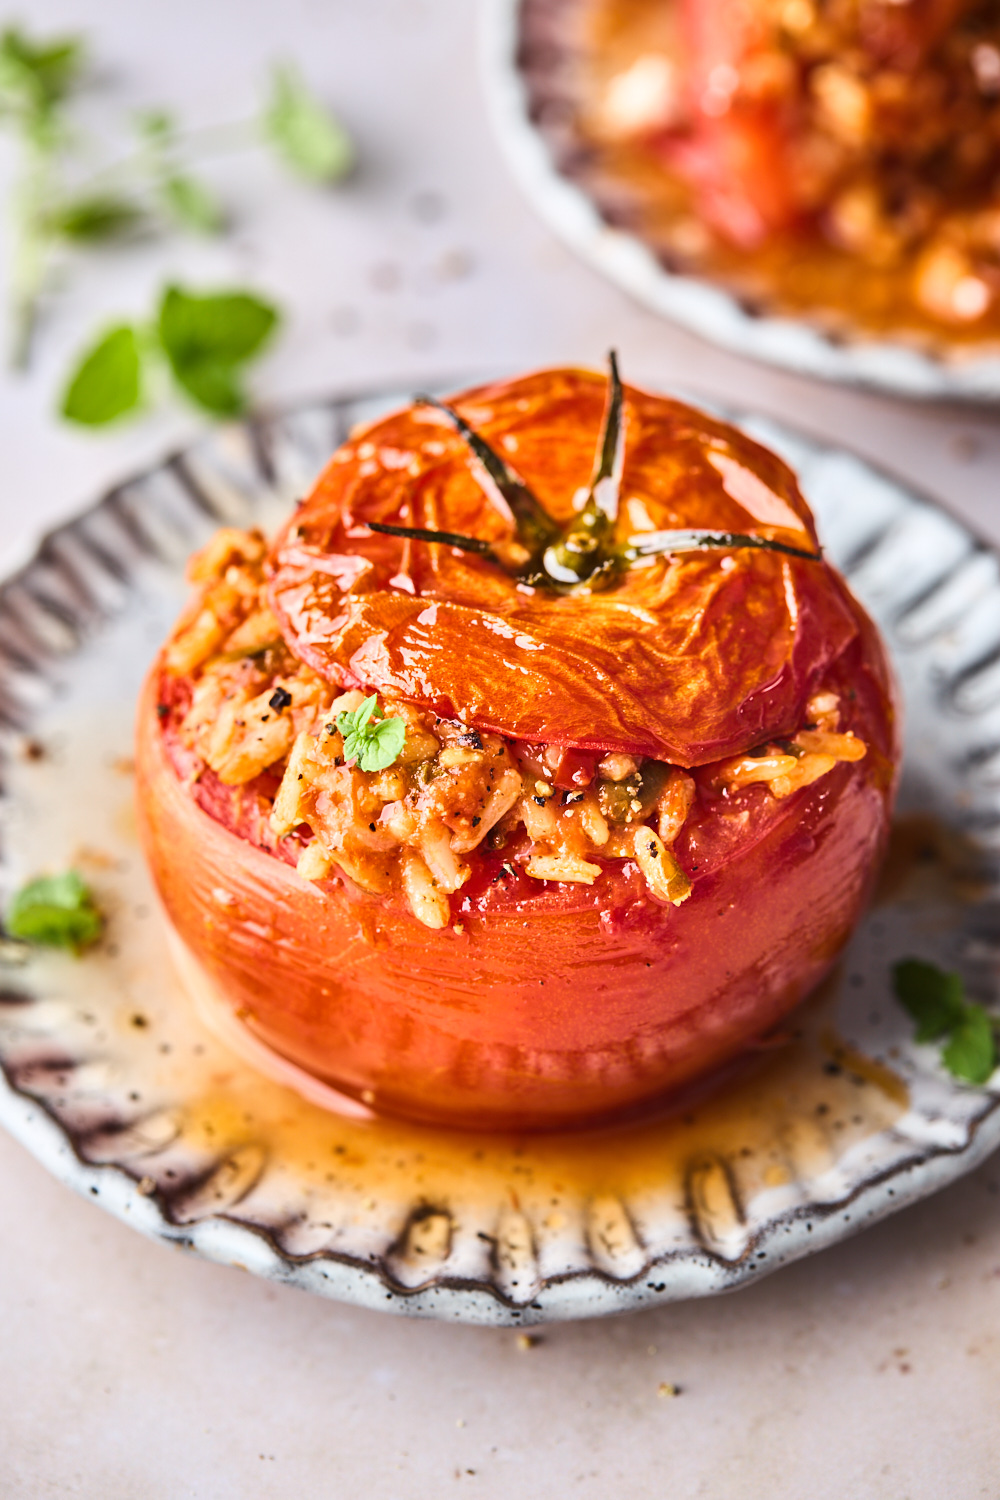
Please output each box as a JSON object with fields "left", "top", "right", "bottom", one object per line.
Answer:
{"left": 136, "top": 631, "right": 895, "bottom": 1132}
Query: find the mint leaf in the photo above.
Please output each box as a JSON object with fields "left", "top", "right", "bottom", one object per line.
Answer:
{"left": 893, "top": 956, "right": 998, "bottom": 1087}
{"left": 263, "top": 62, "right": 353, "bottom": 183}
{"left": 134, "top": 111, "right": 223, "bottom": 233}
{"left": 135, "top": 107, "right": 174, "bottom": 143}
{"left": 61, "top": 324, "right": 142, "bottom": 425}
{"left": 336, "top": 694, "right": 406, "bottom": 773}
{"left": 173, "top": 360, "right": 246, "bottom": 416}
{"left": 352, "top": 696, "right": 378, "bottom": 733}
{"left": 157, "top": 284, "right": 279, "bottom": 416}
{"left": 942, "top": 1005, "right": 996, "bottom": 1085}
{"left": 6, "top": 870, "right": 102, "bottom": 952}
{"left": 892, "top": 958, "right": 965, "bottom": 1042}
{"left": 46, "top": 194, "right": 143, "bottom": 242}
{"left": 161, "top": 174, "right": 223, "bottom": 233}
{"left": 0, "top": 26, "right": 84, "bottom": 113}
{"left": 366, "top": 715, "right": 407, "bottom": 771}
{"left": 158, "top": 284, "right": 278, "bottom": 364}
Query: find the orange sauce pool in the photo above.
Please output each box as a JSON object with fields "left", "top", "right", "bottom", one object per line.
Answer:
{"left": 170, "top": 950, "right": 907, "bottom": 1224}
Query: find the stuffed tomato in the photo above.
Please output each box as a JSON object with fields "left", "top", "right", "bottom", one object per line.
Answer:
{"left": 136, "top": 362, "right": 898, "bottom": 1130}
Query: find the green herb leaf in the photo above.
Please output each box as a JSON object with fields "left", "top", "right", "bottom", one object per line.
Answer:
{"left": 171, "top": 360, "right": 245, "bottom": 416}
{"left": 61, "top": 324, "right": 143, "bottom": 426}
{"left": 6, "top": 870, "right": 102, "bottom": 952}
{"left": 157, "top": 284, "right": 279, "bottom": 416}
{"left": 892, "top": 958, "right": 966, "bottom": 1042}
{"left": 263, "top": 62, "right": 353, "bottom": 183}
{"left": 942, "top": 1005, "right": 997, "bottom": 1085}
{"left": 336, "top": 694, "right": 406, "bottom": 773}
{"left": 160, "top": 174, "right": 223, "bottom": 233}
{"left": 892, "top": 956, "right": 998, "bottom": 1086}
{"left": 135, "top": 107, "right": 174, "bottom": 143}
{"left": 135, "top": 106, "right": 223, "bottom": 233}
{"left": 0, "top": 26, "right": 85, "bottom": 114}
{"left": 158, "top": 283, "right": 278, "bottom": 365}
{"left": 46, "top": 194, "right": 143, "bottom": 242}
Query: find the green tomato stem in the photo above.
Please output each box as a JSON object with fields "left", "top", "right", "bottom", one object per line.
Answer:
{"left": 413, "top": 395, "right": 560, "bottom": 557}
{"left": 367, "top": 519, "right": 501, "bottom": 563}
{"left": 541, "top": 350, "right": 624, "bottom": 586}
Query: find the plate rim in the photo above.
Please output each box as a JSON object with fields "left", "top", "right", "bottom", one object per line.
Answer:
{"left": 4, "top": 1056, "right": 1000, "bottom": 1327}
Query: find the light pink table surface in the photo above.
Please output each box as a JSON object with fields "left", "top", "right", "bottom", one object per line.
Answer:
{"left": 2, "top": 3, "right": 1000, "bottom": 1495}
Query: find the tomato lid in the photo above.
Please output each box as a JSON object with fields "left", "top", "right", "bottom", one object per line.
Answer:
{"left": 268, "top": 366, "right": 859, "bottom": 766}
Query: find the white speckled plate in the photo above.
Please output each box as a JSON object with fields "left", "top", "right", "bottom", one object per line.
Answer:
{"left": 1, "top": 386, "right": 1000, "bottom": 1326}
{"left": 481, "top": 0, "right": 1000, "bottom": 402}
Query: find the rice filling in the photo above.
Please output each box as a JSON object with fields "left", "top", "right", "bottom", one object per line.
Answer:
{"left": 162, "top": 529, "right": 867, "bottom": 929}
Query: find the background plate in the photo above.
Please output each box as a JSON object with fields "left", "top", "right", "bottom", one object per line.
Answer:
{"left": 481, "top": 0, "right": 1000, "bottom": 402}
{"left": 1, "top": 386, "right": 1000, "bottom": 1326}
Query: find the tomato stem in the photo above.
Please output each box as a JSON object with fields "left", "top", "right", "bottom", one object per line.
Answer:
{"left": 367, "top": 519, "right": 500, "bottom": 562}
{"left": 622, "top": 530, "right": 822, "bottom": 563}
{"left": 414, "top": 394, "right": 559, "bottom": 556}
{"left": 542, "top": 351, "right": 624, "bottom": 587}
{"left": 389, "top": 361, "right": 821, "bottom": 590}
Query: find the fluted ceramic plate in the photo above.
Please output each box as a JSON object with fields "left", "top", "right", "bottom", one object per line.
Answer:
{"left": 2, "top": 387, "right": 1000, "bottom": 1327}
{"left": 481, "top": 0, "right": 1000, "bottom": 402}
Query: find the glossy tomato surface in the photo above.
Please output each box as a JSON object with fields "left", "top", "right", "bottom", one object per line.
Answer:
{"left": 137, "top": 369, "right": 898, "bottom": 1131}
{"left": 268, "top": 369, "right": 859, "bottom": 766}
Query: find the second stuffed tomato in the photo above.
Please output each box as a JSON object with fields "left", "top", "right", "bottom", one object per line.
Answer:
{"left": 136, "top": 363, "right": 898, "bottom": 1130}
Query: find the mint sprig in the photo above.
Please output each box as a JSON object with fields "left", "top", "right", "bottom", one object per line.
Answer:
{"left": 264, "top": 62, "right": 354, "bottom": 183}
{"left": 0, "top": 25, "right": 83, "bottom": 128}
{"left": 6, "top": 870, "right": 103, "bottom": 953}
{"left": 893, "top": 958, "right": 997, "bottom": 1085}
{"left": 159, "top": 172, "right": 222, "bottom": 233}
{"left": 0, "top": 25, "right": 352, "bottom": 373}
{"left": 336, "top": 695, "right": 406, "bottom": 774}
{"left": 61, "top": 283, "right": 279, "bottom": 425}
{"left": 135, "top": 109, "right": 224, "bottom": 233}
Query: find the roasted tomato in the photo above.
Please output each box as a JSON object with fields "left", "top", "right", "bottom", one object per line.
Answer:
{"left": 661, "top": 0, "right": 987, "bottom": 251}
{"left": 136, "top": 364, "right": 898, "bottom": 1131}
